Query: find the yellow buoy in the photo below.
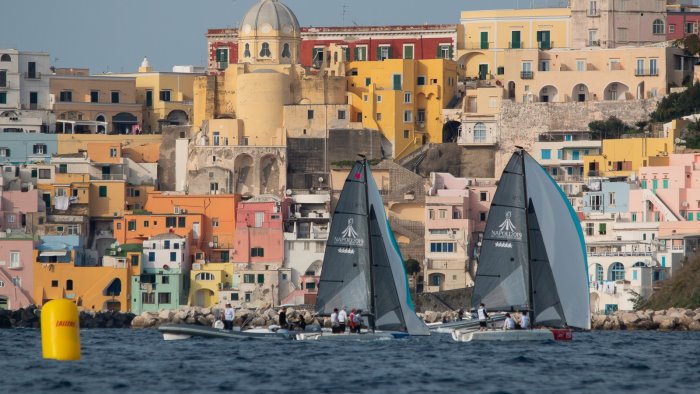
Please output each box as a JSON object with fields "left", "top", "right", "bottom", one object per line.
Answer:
{"left": 41, "top": 299, "right": 81, "bottom": 361}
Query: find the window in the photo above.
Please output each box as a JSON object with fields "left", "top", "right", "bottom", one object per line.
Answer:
{"left": 260, "top": 42, "right": 272, "bottom": 57}
{"left": 541, "top": 149, "right": 552, "bottom": 160}
{"left": 378, "top": 45, "right": 391, "bottom": 60}
{"left": 159, "top": 90, "right": 171, "bottom": 102}
{"left": 403, "top": 110, "right": 413, "bottom": 123}
{"left": 337, "top": 110, "right": 346, "bottom": 120}
{"left": 66, "top": 279, "right": 73, "bottom": 291}
{"left": 33, "top": 144, "right": 47, "bottom": 155}
{"left": 594, "top": 263, "right": 603, "bottom": 282}
{"left": 51, "top": 280, "right": 59, "bottom": 287}
{"left": 404, "top": 92, "right": 412, "bottom": 103}
{"left": 178, "top": 217, "right": 186, "bottom": 228}
{"left": 111, "top": 92, "right": 119, "bottom": 103}
{"left": 474, "top": 123, "right": 487, "bottom": 142}
{"left": 255, "top": 212, "right": 264, "bottom": 228}
{"left": 437, "top": 44, "right": 452, "bottom": 58}
{"left": 365, "top": 77, "right": 371, "bottom": 87}
{"left": 59, "top": 91, "right": 72, "bottom": 102}
{"left": 128, "top": 220, "right": 136, "bottom": 231}
{"left": 99, "top": 186, "right": 107, "bottom": 197}
{"left": 376, "top": 95, "right": 382, "bottom": 103}
{"left": 170, "top": 252, "right": 177, "bottom": 262}
{"left": 403, "top": 44, "right": 414, "bottom": 59}
{"left": 608, "top": 262, "right": 625, "bottom": 281}
{"left": 376, "top": 113, "right": 382, "bottom": 121}
{"left": 669, "top": 24, "right": 675, "bottom": 34}
{"left": 599, "top": 223, "right": 607, "bottom": 235}
{"left": 166, "top": 217, "right": 176, "bottom": 228}
{"left": 142, "top": 293, "right": 155, "bottom": 304}
{"left": 251, "top": 247, "right": 264, "bottom": 257}
{"left": 158, "top": 292, "right": 171, "bottom": 304}
{"left": 576, "top": 60, "right": 585, "bottom": 72}
{"left": 307, "top": 110, "right": 314, "bottom": 120}
{"left": 109, "top": 147, "right": 117, "bottom": 157}
{"left": 404, "top": 130, "right": 410, "bottom": 139}
{"left": 244, "top": 274, "right": 255, "bottom": 283}
{"left": 162, "top": 276, "right": 169, "bottom": 284}
{"left": 210, "top": 182, "right": 219, "bottom": 193}
{"left": 257, "top": 274, "right": 265, "bottom": 284}
{"left": 417, "top": 76, "right": 426, "bottom": 86}
{"left": 244, "top": 43, "right": 251, "bottom": 58}
{"left": 649, "top": 58, "right": 657, "bottom": 75}
{"left": 479, "top": 191, "right": 489, "bottom": 202}
{"left": 195, "top": 272, "right": 215, "bottom": 281}
{"left": 417, "top": 109, "right": 425, "bottom": 123}
{"left": 479, "top": 212, "right": 487, "bottom": 222}
{"left": 281, "top": 43, "right": 291, "bottom": 58}
{"left": 392, "top": 74, "right": 402, "bottom": 90}
{"left": 0, "top": 92, "right": 5, "bottom": 104}
{"left": 212, "top": 218, "right": 220, "bottom": 228}
{"left": 0, "top": 54, "right": 9, "bottom": 62}
{"left": 430, "top": 242, "right": 456, "bottom": 253}
{"left": 354, "top": 46, "right": 367, "bottom": 61}
{"left": 90, "top": 91, "right": 99, "bottom": 103}
{"left": 652, "top": 19, "right": 664, "bottom": 35}
{"left": 9, "top": 252, "right": 20, "bottom": 268}
{"left": 131, "top": 254, "right": 139, "bottom": 267}
{"left": 148, "top": 252, "right": 155, "bottom": 262}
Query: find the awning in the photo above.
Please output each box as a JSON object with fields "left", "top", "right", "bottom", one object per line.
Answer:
{"left": 40, "top": 250, "right": 68, "bottom": 257}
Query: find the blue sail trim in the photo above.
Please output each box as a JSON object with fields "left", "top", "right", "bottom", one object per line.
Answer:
{"left": 386, "top": 219, "right": 416, "bottom": 311}
{"left": 537, "top": 165, "right": 590, "bottom": 289}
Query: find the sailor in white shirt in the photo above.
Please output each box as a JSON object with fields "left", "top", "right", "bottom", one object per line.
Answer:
{"left": 222, "top": 303, "right": 235, "bottom": 330}
{"left": 503, "top": 313, "right": 516, "bottom": 330}
{"left": 519, "top": 311, "right": 530, "bottom": 329}
{"left": 477, "top": 303, "right": 489, "bottom": 331}
{"left": 338, "top": 307, "right": 348, "bottom": 333}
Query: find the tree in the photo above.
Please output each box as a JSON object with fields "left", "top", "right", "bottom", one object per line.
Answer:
{"left": 683, "top": 34, "right": 700, "bottom": 56}
{"left": 403, "top": 259, "right": 421, "bottom": 275}
{"left": 588, "top": 116, "right": 633, "bottom": 140}
{"left": 650, "top": 83, "right": 700, "bottom": 123}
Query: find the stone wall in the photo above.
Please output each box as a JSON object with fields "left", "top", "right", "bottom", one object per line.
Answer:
{"left": 328, "top": 129, "right": 385, "bottom": 163}
{"left": 287, "top": 138, "right": 328, "bottom": 190}
{"left": 495, "top": 98, "right": 661, "bottom": 173}
{"left": 159, "top": 125, "right": 190, "bottom": 191}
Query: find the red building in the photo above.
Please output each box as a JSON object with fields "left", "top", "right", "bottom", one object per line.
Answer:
{"left": 206, "top": 24, "right": 457, "bottom": 73}
{"left": 667, "top": 4, "right": 700, "bottom": 40}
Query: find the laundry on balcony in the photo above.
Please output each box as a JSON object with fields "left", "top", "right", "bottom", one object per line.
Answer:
{"left": 54, "top": 195, "right": 71, "bottom": 210}
{"left": 39, "top": 250, "right": 68, "bottom": 257}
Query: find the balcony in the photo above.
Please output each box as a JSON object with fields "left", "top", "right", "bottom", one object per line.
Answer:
{"left": 538, "top": 41, "right": 553, "bottom": 50}
{"left": 635, "top": 69, "right": 659, "bottom": 77}
{"left": 588, "top": 39, "right": 601, "bottom": 47}
{"left": 508, "top": 41, "right": 524, "bottom": 49}
{"left": 90, "top": 174, "right": 126, "bottom": 181}
{"left": 23, "top": 72, "right": 41, "bottom": 80}
{"left": 215, "top": 62, "right": 228, "bottom": 70}
{"left": 520, "top": 71, "right": 534, "bottom": 79}
{"left": 458, "top": 134, "right": 498, "bottom": 146}
{"left": 587, "top": 9, "right": 600, "bottom": 17}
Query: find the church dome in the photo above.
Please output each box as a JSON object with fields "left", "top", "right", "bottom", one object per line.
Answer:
{"left": 239, "top": 0, "right": 300, "bottom": 38}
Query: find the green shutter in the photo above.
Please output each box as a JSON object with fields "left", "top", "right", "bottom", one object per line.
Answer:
{"left": 436, "top": 45, "right": 442, "bottom": 58}
{"left": 376, "top": 46, "right": 382, "bottom": 60}
{"left": 387, "top": 46, "right": 393, "bottom": 59}
{"left": 480, "top": 32, "right": 488, "bottom": 49}
{"left": 354, "top": 47, "right": 359, "bottom": 61}
{"left": 404, "top": 46, "right": 413, "bottom": 59}
{"left": 448, "top": 45, "right": 453, "bottom": 60}
{"left": 344, "top": 47, "right": 350, "bottom": 61}
{"left": 99, "top": 186, "right": 107, "bottom": 197}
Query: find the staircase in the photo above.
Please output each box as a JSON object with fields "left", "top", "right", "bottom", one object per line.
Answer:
{"left": 643, "top": 189, "right": 680, "bottom": 221}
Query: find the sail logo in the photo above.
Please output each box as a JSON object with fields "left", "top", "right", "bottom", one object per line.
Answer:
{"left": 335, "top": 218, "right": 364, "bottom": 247}
{"left": 491, "top": 211, "right": 522, "bottom": 241}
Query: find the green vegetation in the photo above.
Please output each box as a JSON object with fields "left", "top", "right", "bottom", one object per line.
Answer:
{"left": 588, "top": 116, "right": 635, "bottom": 140}
{"left": 403, "top": 258, "right": 421, "bottom": 275}
{"left": 684, "top": 120, "right": 700, "bottom": 150}
{"left": 331, "top": 158, "right": 382, "bottom": 168}
{"left": 649, "top": 83, "right": 700, "bottom": 123}
{"left": 641, "top": 254, "right": 700, "bottom": 310}
{"left": 104, "top": 243, "right": 143, "bottom": 257}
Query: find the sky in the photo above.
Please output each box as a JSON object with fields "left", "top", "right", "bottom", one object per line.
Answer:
{"left": 1, "top": 0, "right": 569, "bottom": 73}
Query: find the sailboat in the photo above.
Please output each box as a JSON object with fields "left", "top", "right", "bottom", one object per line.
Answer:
{"left": 296, "top": 158, "right": 430, "bottom": 340}
{"left": 452, "top": 148, "right": 590, "bottom": 342}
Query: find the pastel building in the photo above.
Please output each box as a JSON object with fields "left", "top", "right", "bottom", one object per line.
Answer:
{"left": 131, "top": 233, "right": 191, "bottom": 314}
{"left": 666, "top": 2, "right": 700, "bottom": 40}
{"left": 0, "top": 133, "right": 57, "bottom": 164}
{"left": 0, "top": 236, "right": 35, "bottom": 310}
{"left": 0, "top": 49, "right": 53, "bottom": 133}
{"left": 189, "top": 262, "right": 235, "bottom": 307}
{"left": 423, "top": 172, "right": 496, "bottom": 292}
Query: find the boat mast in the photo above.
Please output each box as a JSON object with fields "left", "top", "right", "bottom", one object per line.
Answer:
{"left": 518, "top": 147, "right": 536, "bottom": 326}
{"left": 361, "top": 156, "right": 377, "bottom": 333}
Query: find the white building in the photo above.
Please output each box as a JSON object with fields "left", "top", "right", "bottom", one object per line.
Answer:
{"left": 142, "top": 233, "right": 191, "bottom": 272}
{"left": 0, "top": 49, "right": 53, "bottom": 133}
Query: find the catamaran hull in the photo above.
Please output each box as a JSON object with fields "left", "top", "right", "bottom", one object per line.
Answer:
{"left": 295, "top": 332, "right": 410, "bottom": 341}
{"left": 158, "top": 324, "right": 294, "bottom": 341}
{"left": 451, "top": 328, "right": 572, "bottom": 342}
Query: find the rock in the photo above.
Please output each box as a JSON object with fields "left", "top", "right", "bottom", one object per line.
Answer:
{"left": 591, "top": 314, "right": 607, "bottom": 330}
{"left": 196, "top": 316, "right": 209, "bottom": 326}
{"left": 251, "top": 317, "right": 266, "bottom": 327}
{"left": 144, "top": 317, "right": 158, "bottom": 328}
{"left": 201, "top": 308, "right": 211, "bottom": 316}
{"left": 688, "top": 321, "right": 700, "bottom": 331}
{"left": 158, "top": 310, "right": 174, "bottom": 321}
{"left": 175, "top": 310, "right": 188, "bottom": 321}
{"left": 658, "top": 316, "right": 677, "bottom": 330}
{"left": 621, "top": 312, "right": 641, "bottom": 326}
{"left": 0, "top": 314, "right": 11, "bottom": 329}
{"left": 424, "top": 311, "right": 438, "bottom": 323}
{"left": 684, "top": 310, "right": 696, "bottom": 318}
{"left": 635, "top": 320, "right": 658, "bottom": 330}
{"left": 185, "top": 316, "right": 196, "bottom": 324}
{"left": 603, "top": 320, "right": 613, "bottom": 330}
{"left": 131, "top": 316, "right": 146, "bottom": 328}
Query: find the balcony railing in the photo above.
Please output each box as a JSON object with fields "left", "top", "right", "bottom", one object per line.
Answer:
{"left": 588, "top": 39, "right": 601, "bottom": 47}
{"left": 23, "top": 72, "right": 41, "bottom": 80}
{"left": 538, "top": 41, "right": 553, "bottom": 50}
{"left": 215, "top": 62, "right": 228, "bottom": 70}
{"left": 520, "top": 71, "right": 534, "bottom": 79}
{"left": 635, "top": 69, "right": 659, "bottom": 76}
{"left": 91, "top": 174, "right": 126, "bottom": 181}
{"left": 587, "top": 9, "right": 600, "bottom": 17}
{"left": 508, "top": 41, "right": 524, "bottom": 49}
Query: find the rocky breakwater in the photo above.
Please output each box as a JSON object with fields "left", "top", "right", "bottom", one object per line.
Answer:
{"left": 130, "top": 306, "right": 323, "bottom": 329}
{"left": 0, "top": 305, "right": 135, "bottom": 329}
{"left": 417, "top": 310, "right": 460, "bottom": 324}
{"left": 592, "top": 308, "right": 700, "bottom": 331}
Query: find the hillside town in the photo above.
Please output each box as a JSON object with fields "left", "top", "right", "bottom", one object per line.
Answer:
{"left": 2, "top": 0, "right": 700, "bottom": 319}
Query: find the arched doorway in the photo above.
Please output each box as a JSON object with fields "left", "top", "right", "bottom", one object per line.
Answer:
{"left": 96, "top": 114, "right": 106, "bottom": 134}
{"left": 442, "top": 120, "right": 460, "bottom": 142}
{"left": 166, "top": 110, "right": 189, "bottom": 126}
{"left": 103, "top": 278, "right": 122, "bottom": 297}
{"left": 636, "top": 82, "right": 645, "bottom": 100}
{"left": 572, "top": 84, "right": 589, "bottom": 102}
{"left": 507, "top": 81, "right": 516, "bottom": 100}
{"left": 112, "top": 112, "right": 138, "bottom": 134}
{"left": 604, "top": 82, "right": 629, "bottom": 101}
{"left": 539, "top": 85, "right": 559, "bottom": 102}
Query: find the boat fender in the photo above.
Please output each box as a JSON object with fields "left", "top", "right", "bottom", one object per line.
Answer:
{"left": 213, "top": 320, "right": 225, "bottom": 330}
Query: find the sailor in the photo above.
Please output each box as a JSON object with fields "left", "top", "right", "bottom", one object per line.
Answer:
{"left": 353, "top": 309, "right": 363, "bottom": 334}
{"left": 477, "top": 303, "right": 489, "bottom": 331}
{"left": 296, "top": 313, "right": 306, "bottom": 331}
{"left": 222, "top": 303, "right": 235, "bottom": 330}
{"left": 458, "top": 308, "right": 464, "bottom": 321}
{"left": 519, "top": 311, "right": 530, "bottom": 329}
{"left": 503, "top": 313, "right": 516, "bottom": 330}
{"left": 331, "top": 308, "right": 339, "bottom": 333}
{"left": 348, "top": 308, "right": 357, "bottom": 333}
{"left": 279, "top": 307, "right": 288, "bottom": 329}
{"left": 338, "top": 306, "right": 348, "bottom": 333}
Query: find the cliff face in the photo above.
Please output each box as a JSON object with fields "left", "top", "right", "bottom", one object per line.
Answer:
{"left": 643, "top": 253, "right": 700, "bottom": 310}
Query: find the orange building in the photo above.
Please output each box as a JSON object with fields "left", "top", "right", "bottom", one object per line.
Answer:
{"left": 113, "top": 212, "right": 205, "bottom": 255}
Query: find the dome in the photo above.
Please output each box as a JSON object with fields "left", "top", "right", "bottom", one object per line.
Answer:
{"left": 239, "top": 0, "right": 300, "bottom": 38}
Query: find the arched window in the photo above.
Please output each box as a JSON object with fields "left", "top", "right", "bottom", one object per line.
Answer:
{"left": 281, "top": 43, "right": 291, "bottom": 58}
{"left": 652, "top": 19, "right": 665, "bottom": 35}
{"left": 593, "top": 263, "right": 603, "bottom": 282}
{"left": 259, "top": 42, "right": 271, "bottom": 58}
{"left": 632, "top": 261, "right": 646, "bottom": 268}
{"left": 0, "top": 54, "right": 10, "bottom": 62}
{"left": 473, "top": 122, "right": 487, "bottom": 142}
{"left": 608, "top": 262, "right": 625, "bottom": 281}
{"left": 195, "top": 272, "right": 215, "bottom": 281}
{"left": 244, "top": 44, "right": 251, "bottom": 58}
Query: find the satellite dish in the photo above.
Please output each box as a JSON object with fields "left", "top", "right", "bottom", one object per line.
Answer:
{"left": 208, "top": 241, "right": 214, "bottom": 247}
{"left": 117, "top": 247, "right": 122, "bottom": 252}
{"left": 318, "top": 177, "right": 324, "bottom": 183}
{"left": 285, "top": 189, "right": 293, "bottom": 196}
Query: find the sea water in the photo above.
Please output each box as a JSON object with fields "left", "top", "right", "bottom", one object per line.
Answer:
{"left": 1, "top": 329, "right": 698, "bottom": 393}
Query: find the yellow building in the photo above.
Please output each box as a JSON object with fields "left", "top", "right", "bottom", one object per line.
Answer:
{"left": 347, "top": 59, "right": 458, "bottom": 158}
{"left": 457, "top": 7, "right": 571, "bottom": 79}
{"left": 189, "top": 262, "right": 235, "bottom": 307}
{"left": 109, "top": 58, "right": 203, "bottom": 133}
{"left": 583, "top": 123, "right": 678, "bottom": 178}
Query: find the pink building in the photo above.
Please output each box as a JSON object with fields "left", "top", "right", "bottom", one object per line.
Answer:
{"left": 233, "top": 195, "right": 290, "bottom": 266}
{"left": 0, "top": 238, "right": 35, "bottom": 309}
{"left": 0, "top": 188, "right": 41, "bottom": 232}
{"left": 423, "top": 173, "right": 496, "bottom": 292}
{"left": 667, "top": 2, "right": 700, "bottom": 41}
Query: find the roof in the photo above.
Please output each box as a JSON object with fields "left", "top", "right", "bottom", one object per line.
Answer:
{"left": 148, "top": 233, "right": 185, "bottom": 241}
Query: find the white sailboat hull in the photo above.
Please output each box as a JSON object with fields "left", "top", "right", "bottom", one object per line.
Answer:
{"left": 452, "top": 328, "right": 572, "bottom": 342}
{"left": 295, "top": 331, "right": 409, "bottom": 341}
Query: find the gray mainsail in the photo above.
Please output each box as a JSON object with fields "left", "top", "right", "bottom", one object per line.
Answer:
{"left": 366, "top": 166, "right": 429, "bottom": 336}
{"left": 471, "top": 153, "right": 530, "bottom": 312}
{"left": 527, "top": 202, "right": 565, "bottom": 326}
{"left": 315, "top": 163, "right": 372, "bottom": 315}
{"left": 524, "top": 154, "right": 591, "bottom": 330}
